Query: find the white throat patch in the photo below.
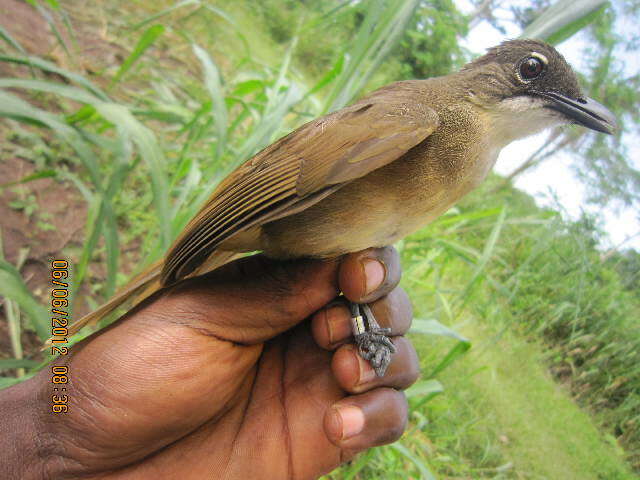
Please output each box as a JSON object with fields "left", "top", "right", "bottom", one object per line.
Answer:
{"left": 490, "top": 95, "right": 564, "bottom": 146}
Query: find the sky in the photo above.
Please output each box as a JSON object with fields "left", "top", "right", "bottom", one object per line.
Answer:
{"left": 455, "top": 0, "right": 640, "bottom": 251}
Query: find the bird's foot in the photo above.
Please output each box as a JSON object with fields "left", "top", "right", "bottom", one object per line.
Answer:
{"left": 350, "top": 303, "right": 396, "bottom": 377}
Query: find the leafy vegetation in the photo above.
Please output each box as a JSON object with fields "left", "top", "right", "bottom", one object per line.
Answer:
{"left": 0, "top": 0, "right": 638, "bottom": 477}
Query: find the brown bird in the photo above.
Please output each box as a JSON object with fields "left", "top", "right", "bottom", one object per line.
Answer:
{"left": 62, "top": 39, "right": 616, "bottom": 376}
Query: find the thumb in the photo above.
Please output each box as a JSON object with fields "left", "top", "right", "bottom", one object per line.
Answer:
{"left": 142, "top": 254, "right": 342, "bottom": 344}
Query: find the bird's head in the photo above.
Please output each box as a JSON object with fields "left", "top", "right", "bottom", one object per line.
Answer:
{"left": 461, "top": 39, "right": 616, "bottom": 145}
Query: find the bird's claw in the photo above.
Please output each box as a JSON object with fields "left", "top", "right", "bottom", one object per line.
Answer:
{"left": 354, "top": 328, "right": 396, "bottom": 377}
{"left": 350, "top": 302, "right": 395, "bottom": 377}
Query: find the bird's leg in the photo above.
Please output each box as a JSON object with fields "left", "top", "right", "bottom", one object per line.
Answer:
{"left": 350, "top": 302, "right": 396, "bottom": 377}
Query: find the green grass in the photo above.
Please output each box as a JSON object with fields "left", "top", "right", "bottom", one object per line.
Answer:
{"left": 438, "top": 321, "right": 633, "bottom": 479}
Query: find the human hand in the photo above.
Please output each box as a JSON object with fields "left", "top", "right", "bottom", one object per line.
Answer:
{"left": 3, "top": 247, "right": 419, "bottom": 479}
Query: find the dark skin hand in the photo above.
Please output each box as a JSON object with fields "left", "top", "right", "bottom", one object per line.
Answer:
{"left": 2, "top": 247, "right": 419, "bottom": 480}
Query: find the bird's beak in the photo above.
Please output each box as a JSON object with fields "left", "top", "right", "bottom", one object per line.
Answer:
{"left": 544, "top": 92, "right": 617, "bottom": 134}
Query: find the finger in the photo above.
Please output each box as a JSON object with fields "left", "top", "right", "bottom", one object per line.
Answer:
{"left": 142, "top": 255, "right": 342, "bottom": 344}
{"left": 323, "top": 388, "right": 408, "bottom": 450}
{"left": 311, "top": 288, "right": 413, "bottom": 350}
{"left": 332, "top": 338, "right": 420, "bottom": 394}
{"left": 339, "top": 246, "right": 401, "bottom": 304}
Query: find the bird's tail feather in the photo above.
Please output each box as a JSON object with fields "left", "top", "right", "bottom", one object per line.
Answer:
{"left": 44, "top": 259, "right": 163, "bottom": 347}
{"left": 44, "top": 250, "right": 243, "bottom": 347}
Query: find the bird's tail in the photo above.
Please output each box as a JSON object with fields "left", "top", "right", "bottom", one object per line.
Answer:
{"left": 44, "top": 259, "right": 163, "bottom": 347}
{"left": 45, "top": 250, "right": 243, "bottom": 347}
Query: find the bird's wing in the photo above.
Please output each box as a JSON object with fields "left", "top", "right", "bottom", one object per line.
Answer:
{"left": 162, "top": 83, "right": 439, "bottom": 284}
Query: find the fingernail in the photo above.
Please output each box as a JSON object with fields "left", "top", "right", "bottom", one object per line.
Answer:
{"left": 334, "top": 405, "right": 365, "bottom": 440}
{"left": 358, "top": 355, "right": 377, "bottom": 385}
{"left": 325, "top": 307, "right": 338, "bottom": 345}
{"left": 362, "top": 259, "right": 385, "bottom": 295}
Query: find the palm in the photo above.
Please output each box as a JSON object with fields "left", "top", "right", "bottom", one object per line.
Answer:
{"left": 142, "top": 325, "right": 348, "bottom": 479}
{"left": 67, "top": 323, "right": 344, "bottom": 479}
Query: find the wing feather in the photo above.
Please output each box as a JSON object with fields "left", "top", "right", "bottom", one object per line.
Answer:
{"left": 162, "top": 81, "right": 439, "bottom": 284}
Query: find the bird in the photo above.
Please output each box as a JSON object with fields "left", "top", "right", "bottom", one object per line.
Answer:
{"left": 60, "top": 39, "right": 616, "bottom": 376}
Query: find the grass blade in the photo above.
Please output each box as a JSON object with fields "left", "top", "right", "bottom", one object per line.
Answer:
{"left": 521, "top": 0, "right": 608, "bottom": 41}
{"left": 111, "top": 24, "right": 165, "bottom": 87}
{"left": 429, "top": 341, "right": 472, "bottom": 378}
{"left": 234, "top": 40, "right": 303, "bottom": 165}
{"left": 0, "top": 169, "right": 57, "bottom": 188}
{"left": 0, "top": 78, "right": 105, "bottom": 104}
{"left": 0, "top": 232, "right": 28, "bottom": 376}
{"left": 193, "top": 44, "right": 228, "bottom": 158}
{"left": 405, "top": 379, "right": 444, "bottom": 399}
{"left": 130, "top": 0, "right": 200, "bottom": 30}
{"left": 459, "top": 207, "right": 507, "bottom": 307}
{"left": 33, "top": 2, "right": 72, "bottom": 61}
{"left": 411, "top": 318, "right": 470, "bottom": 343}
{"left": 4, "top": 298, "right": 23, "bottom": 376}
{"left": 303, "top": 53, "right": 344, "bottom": 100}
{"left": 323, "top": 0, "right": 420, "bottom": 112}
{"left": 0, "top": 55, "right": 109, "bottom": 100}
{"left": 389, "top": 443, "right": 436, "bottom": 480}
{"left": 0, "top": 359, "right": 40, "bottom": 370}
{"left": 94, "top": 103, "right": 171, "bottom": 248}
{"left": 411, "top": 319, "right": 472, "bottom": 378}
{"left": 0, "top": 25, "right": 26, "bottom": 53}
{"left": 407, "top": 379, "right": 445, "bottom": 410}
{"left": 0, "top": 374, "right": 36, "bottom": 390}
{"left": 0, "top": 258, "right": 49, "bottom": 340}
{"left": 71, "top": 192, "right": 100, "bottom": 298}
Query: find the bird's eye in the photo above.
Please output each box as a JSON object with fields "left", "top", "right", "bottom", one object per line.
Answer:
{"left": 519, "top": 57, "right": 544, "bottom": 80}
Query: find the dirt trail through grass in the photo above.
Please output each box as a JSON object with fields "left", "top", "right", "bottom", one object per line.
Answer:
{"left": 432, "top": 320, "right": 634, "bottom": 479}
